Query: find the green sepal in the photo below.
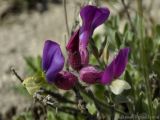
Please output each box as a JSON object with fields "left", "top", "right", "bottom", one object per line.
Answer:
{"left": 22, "top": 74, "right": 47, "bottom": 95}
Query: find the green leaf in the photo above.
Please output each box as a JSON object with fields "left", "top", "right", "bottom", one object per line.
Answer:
{"left": 114, "top": 95, "right": 129, "bottom": 104}
{"left": 86, "top": 103, "right": 97, "bottom": 115}
{"left": 115, "top": 32, "right": 122, "bottom": 48}
{"left": 99, "top": 36, "right": 108, "bottom": 57}
{"left": 123, "top": 23, "right": 129, "bottom": 34}
{"left": 93, "top": 84, "right": 106, "bottom": 100}
{"left": 89, "top": 38, "right": 99, "bottom": 58}
{"left": 12, "top": 85, "right": 29, "bottom": 96}
{"left": 125, "top": 70, "right": 133, "bottom": 88}
{"left": 47, "top": 111, "right": 55, "bottom": 120}
{"left": 24, "top": 56, "right": 42, "bottom": 75}
{"left": 155, "top": 24, "right": 160, "bottom": 36}
{"left": 13, "top": 111, "right": 33, "bottom": 120}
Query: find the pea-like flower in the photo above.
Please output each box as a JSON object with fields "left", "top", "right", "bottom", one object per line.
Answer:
{"left": 79, "top": 5, "right": 110, "bottom": 65}
{"left": 80, "top": 66, "right": 103, "bottom": 84}
{"left": 42, "top": 40, "right": 77, "bottom": 90}
{"left": 66, "top": 29, "right": 82, "bottom": 70}
{"left": 80, "top": 48, "right": 130, "bottom": 95}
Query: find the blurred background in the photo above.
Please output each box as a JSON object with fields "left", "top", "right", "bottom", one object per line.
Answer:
{"left": 0, "top": 0, "right": 160, "bottom": 119}
{"left": 0, "top": 0, "right": 83, "bottom": 118}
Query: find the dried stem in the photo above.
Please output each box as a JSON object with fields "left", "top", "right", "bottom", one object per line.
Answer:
{"left": 63, "top": 0, "right": 70, "bottom": 37}
{"left": 39, "top": 88, "right": 76, "bottom": 105}
{"left": 121, "top": 0, "right": 135, "bottom": 32}
{"left": 48, "top": 104, "right": 81, "bottom": 116}
{"left": 35, "top": 90, "right": 96, "bottom": 119}
{"left": 10, "top": 67, "right": 23, "bottom": 82}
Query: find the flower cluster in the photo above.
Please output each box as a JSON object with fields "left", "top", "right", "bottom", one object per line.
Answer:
{"left": 42, "top": 5, "right": 130, "bottom": 93}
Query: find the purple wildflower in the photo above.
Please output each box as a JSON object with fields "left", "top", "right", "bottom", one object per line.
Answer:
{"left": 80, "top": 48, "right": 130, "bottom": 85}
{"left": 66, "top": 29, "right": 82, "bottom": 70}
{"left": 79, "top": 5, "right": 110, "bottom": 65}
{"left": 42, "top": 40, "right": 77, "bottom": 90}
{"left": 54, "top": 71, "right": 77, "bottom": 90}
{"left": 80, "top": 66, "right": 103, "bottom": 84}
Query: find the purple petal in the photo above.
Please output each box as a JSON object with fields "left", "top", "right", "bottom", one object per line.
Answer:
{"left": 67, "top": 51, "right": 82, "bottom": 70}
{"left": 42, "top": 40, "right": 64, "bottom": 82}
{"left": 80, "top": 66, "right": 103, "bottom": 84}
{"left": 54, "top": 71, "right": 78, "bottom": 90}
{"left": 79, "top": 30, "right": 90, "bottom": 48}
{"left": 42, "top": 40, "right": 58, "bottom": 71}
{"left": 101, "top": 48, "right": 130, "bottom": 84}
{"left": 112, "top": 47, "right": 130, "bottom": 78}
{"left": 79, "top": 44, "right": 89, "bottom": 65}
{"left": 79, "top": 5, "right": 110, "bottom": 65}
{"left": 66, "top": 29, "right": 80, "bottom": 52}
{"left": 92, "top": 7, "right": 110, "bottom": 30}
{"left": 100, "top": 62, "right": 114, "bottom": 84}
{"left": 79, "top": 5, "right": 110, "bottom": 46}
{"left": 66, "top": 29, "right": 82, "bottom": 70}
{"left": 80, "top": 5, "right": 97, "bottom": 33}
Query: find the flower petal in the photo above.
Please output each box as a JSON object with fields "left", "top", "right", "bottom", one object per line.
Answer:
{"left": 100, "top": 62, "right": 114, "bottom": 84}
{"left": 110, "top": 79, "right": 131, "bottom": 95}
{"left": 79, "top": 45, "right": 89, "bottom": 65}
{"left": 66, "top": 29, "right": 82, "bottom": 70}
{"left": 80, "top": 66, "right": 103, "bottom": 84}
{"left": 42, "top": 40, "right": 64, "bottom": 82}
{"left": 67, "top": 52, "right": 82, "bottom": 70}
{"left": 54, "top": 71, "right": 78, "bottom": 90}
{"left": 91, "top": 7, "right": 110, "bottom": 30}
{"left": 101, "top": 48, "right": 130, "bottom": 84}
{"left": 42, "top": 40, "right": 58, "bottom": 71}
{"left": 79, "top": 5, "right": 110, "bottom": 47}
{"left": 80, "top": 5, "right": 97, "bottom": 34}
{"left": 66, "top": 29, "right": 80, "bottom": 52}
{"left": 79, "top": 5, "right": 110, "bottom": 65}
{"left": 112, "top": 47, "right": 130, "bottom": 78}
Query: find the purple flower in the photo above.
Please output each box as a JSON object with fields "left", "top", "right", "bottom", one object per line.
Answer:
{"left": 66, "top": 29, "right": 82, "bottom": 70}
{"left": 80, "top": 48, "right": 130, "bottom": 85}
{"left": 79, "top": 5, "right": 110, "bottom": 65}
{"left": 54, "top": 71, "right": 77, "bottom": 90}
{"left": 101, "top": 48, "right": 130, "bottom": 84}
{"left": 80, "top": 66, "right": 103, "bottom": 84}
{"left": 42, "top": 40, "right": 64, "bottom": 83}
{"left": 42, "top": 40, "right": 77, "bottom": 90}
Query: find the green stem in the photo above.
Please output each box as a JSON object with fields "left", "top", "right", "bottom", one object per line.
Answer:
{"left": 137, "top": 0, "right": 153, "bottom": 119}
{"left": 90, "top": 38, "right": 105, "bottom": 69}
{"left": 78, "top": 83, "right": 127, "bottom": 115}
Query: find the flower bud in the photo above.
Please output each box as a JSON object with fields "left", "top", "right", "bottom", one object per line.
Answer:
{"left": 66, "top": 29, "right": 82, "bottom": 70}
{"left": 80, "top": 66, "right": 103, "bottom": 84}
{"left": 68, "top": 52, "right": 82, "bottom": 70}
{"left": 54, "top": 71, "right": 78, "bottom": 90}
